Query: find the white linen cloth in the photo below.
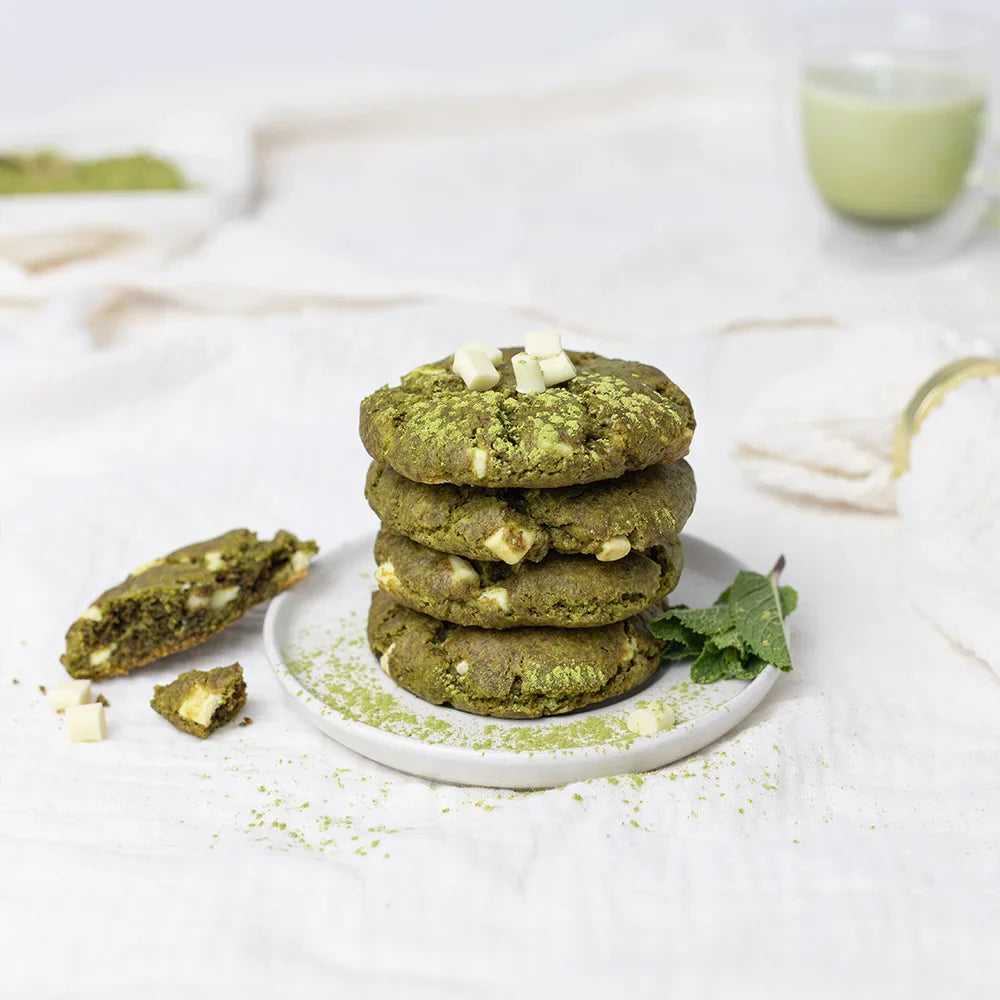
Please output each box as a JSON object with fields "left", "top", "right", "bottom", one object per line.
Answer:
{"left": 3, "top": 12, "right": 1000, "bottom": 1000}
{"left": 736, "top": 322, "right": 1000, "bottom": 677}
{"left": 5, "top": 311, "right": 1000, "bottom": 1000}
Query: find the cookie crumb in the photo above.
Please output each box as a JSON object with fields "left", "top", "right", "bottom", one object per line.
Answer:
{"left": 238, "top": 716, "right": 254, "bottom": 727}
{"left": 151, "top": 664, "right": 246, "bottom": 739}
{"left": 38, "top": 684, "right": 46, "bottom": 694}
{"left": 96, "top": 694, "right": 110, "bottom": 708}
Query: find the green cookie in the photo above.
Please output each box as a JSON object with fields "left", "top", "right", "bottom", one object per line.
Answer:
{"left": 367, "top": 591, "right": 663, "bottom": 719}
{"left": 365, "top": 459, "right": 696, "bottom": 564}
{"left": 359, "top": 349, "right": 695, "bottom": 488}
{"left": 373, "top": 528, "right": 682, "bottom": 630}
{"left": 62, "top": 529, "right": 317, "bottom": 679}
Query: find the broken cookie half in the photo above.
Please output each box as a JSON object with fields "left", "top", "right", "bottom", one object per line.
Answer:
{"left": 151, "top": 663, "right": 247, "bottom": 739}
{"left": 61, "top": 528, "right": 317, "bottom": 679}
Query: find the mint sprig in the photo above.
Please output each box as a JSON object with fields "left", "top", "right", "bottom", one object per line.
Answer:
{"left": 649, "top": 557, "right": 797, "bottom": 684}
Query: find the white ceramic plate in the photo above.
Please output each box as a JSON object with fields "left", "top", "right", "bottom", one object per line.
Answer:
{"left": 263, "top": 532, "right": 780, "bottom": 789}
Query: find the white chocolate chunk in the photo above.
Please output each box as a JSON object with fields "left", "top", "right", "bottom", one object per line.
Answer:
{"left": 541, "top": 438, "right": 573, "bottom": 455}
{"left": 460, "top": 340, "right": 503, "bottom": 364}
{"left": 512, "top": 353, "right": 546, "bottom": 394}
{"left": 453, "top": 347, "right": 500, "bottom": 391}
{"left": 48, "top": 679, "right": 91, "bottom": 712}
{"left": 203, "top": 551, "right": 225, "bottom": 571}
{"left": 89, "top": 646, "right": 113, "bottom": 668}
{"left": 524, "top": 330, "right": 562, "bottom": 358}
{"left": 178, "top": 687, "right": 224, "bottom": 727}
{"left": 290, "top": 549, "right": 313, "bottom": 574}
{"left": 538, "top": 351, "right": 577, "bottom": 387}
{"left": 537, "top": 425, "right": 573, "bottom": 455}
{"left": 375, "top": 561, "right": 399, "bottom": 588}
{"left": 81, "top": 606, "right": 103, "bottom": 623}
{"left": 186, "top": 593, "right": 211, "bottom": 612}
{"left": 468, "top": 447, "right": 488, "bottom": 479}
{"left": 379, "top": 642, "right": 396, "bottom": 677}
{"left": 626, "top": 701, "right": 675, "bottom": 737}
{"left": 66, "top": 703, "right": 106, "bottom": 742}
{"left": 448, "top": 555, "right": 480, "bottom": 587}
{"left": 455, "top": 660, "right": 470, "bottom": 676}
{"left": 478, "top": 586, "right": 511, "bottom": 613}
{"left": 209, "top": 586, "right": 240, "bottom": 610}
{"left": 596, "top": 536, "right": 631, "bottom": 562}
{"left": 483, "top": 526, "right": 530, "bottom": 565}
{"left": 626, "top": 708, "right": 659, "bottom": 737}
{"left": 655, "top": 702, "right": 676, "bottom": 730}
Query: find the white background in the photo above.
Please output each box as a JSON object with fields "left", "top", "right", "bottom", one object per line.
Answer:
{"left": 2, "top": 0, "right": 721, "bottom": 112}
{"left": 1, "top": 0, "right": 970, "bottom": 113}
{"left": 6, "top": 0, "right": 998, "bottom": 115}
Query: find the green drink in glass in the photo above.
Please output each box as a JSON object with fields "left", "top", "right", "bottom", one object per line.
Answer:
{"left": 797, "top": 6, "right": 995, "bottom": 261}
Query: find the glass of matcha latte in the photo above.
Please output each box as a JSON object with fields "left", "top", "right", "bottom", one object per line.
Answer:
{"left": 797, "top": 5, "right": 996, "bottom": 262}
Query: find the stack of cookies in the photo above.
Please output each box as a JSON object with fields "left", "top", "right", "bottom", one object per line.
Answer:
{"left": 359, "top": 334, "right": 696, "bottom": 719}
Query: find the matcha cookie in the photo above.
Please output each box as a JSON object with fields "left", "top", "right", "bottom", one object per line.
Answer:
{"left": 366, "top": 459, "right": 696, "bottom": 564}
{"left": 359, "top": 349, "right": 695, "bottom": 488}
{"left": 151, "top": 663, "right": 247, "bottom": 739}
{"left": 373, "top": 528, "right": 681, "bottom": 629}
{"left": 62, "top": 529, "right": 318, "bottom": 679}
{"left": 368, "top": 591, "right": 663, "bottom": 719}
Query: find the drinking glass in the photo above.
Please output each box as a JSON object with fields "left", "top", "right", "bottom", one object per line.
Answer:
{"left": 796, "top": 4, "right": 997, "bottom": 263}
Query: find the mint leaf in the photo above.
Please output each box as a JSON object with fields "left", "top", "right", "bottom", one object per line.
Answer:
{"left": 648, "top": 616, "right": 703, "bottom": 661}
{"left": 649, "top": 603, "right": 730, "bottom": 638}
{"left": 725, "top": 559, "right": 796, "bottom": 671}
{"left": 689, "top": 641, "right": 743, "bottom": 683}
{"left": 707, "top": 625, "right": 746, "bottom": 654}
{"left": 690, "top": 643, "right": 770, "bottom": 683}
{"left": 648, "top": 555, "right": 797, "bottom": 683}
{"left": 716, "top": 581, "right": 796, "bottom": 615}
{"left": 778, "top": 585, "right": 798, "bottom": 616}
{"left": 724, "top": 653, "right": 770, "bottom": 681}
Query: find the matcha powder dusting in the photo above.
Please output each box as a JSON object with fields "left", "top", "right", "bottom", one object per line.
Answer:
{"left": 0, "top": 152, "right": 187, "bottom": 194}
{"left": 283, "top": 615, "right": 736, "bottom": 757}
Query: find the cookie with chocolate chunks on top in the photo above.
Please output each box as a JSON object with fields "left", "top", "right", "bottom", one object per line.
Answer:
{"left": 359, "top": 349, "right": 695, "bottom": 489}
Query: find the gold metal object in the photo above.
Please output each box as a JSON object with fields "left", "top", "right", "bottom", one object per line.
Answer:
{"left": 893, "top": 356, "right": 1000, "bottom": 477}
